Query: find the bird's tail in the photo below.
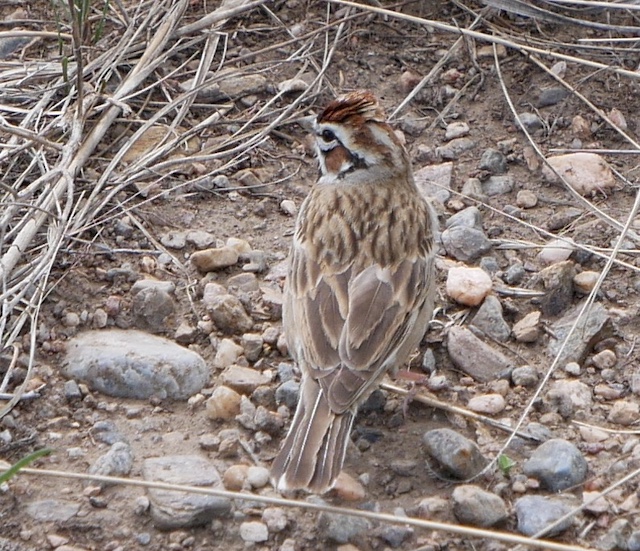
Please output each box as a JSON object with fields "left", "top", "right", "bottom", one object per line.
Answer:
{"left": 271, "top": 377, "right": 354, "bottom": 493}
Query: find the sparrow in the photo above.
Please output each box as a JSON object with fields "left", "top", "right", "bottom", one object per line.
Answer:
{"left": 271, "top": 90, "right": 437, "bottom": 493}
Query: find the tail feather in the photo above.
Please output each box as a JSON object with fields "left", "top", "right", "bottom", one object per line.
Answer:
{"left": 271, "top": 377, "right": 354, "bottom": 493}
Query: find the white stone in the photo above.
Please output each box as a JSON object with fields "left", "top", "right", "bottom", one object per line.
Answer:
{"left": 213, "top": 338, "right": 244, "bottom": 369}
{"left": 467, "top": 394, "right": 506, "bottom": 415}
{"left": 537, "top": 238, "right": 575, "bottom": 265}
{"left": 446, "top": 267, "right": 492, "bottom": 306}
{"left": 240, "top": 521, "right": 269, "bottom": 543}
{"left": 542, "top": 153, "right": 616, "bottom": 195}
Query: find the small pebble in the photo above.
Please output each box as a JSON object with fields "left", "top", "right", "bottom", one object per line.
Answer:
{"left": 608, "top": 400, "right": 639, "bottom": 426}
{"left": 573, "top": 270, "right": 598, "bottom": 293}
{"left": 516, "top": 190, "right": 538, "bottom": 209}
{"left": 246, "top": 466, "right": 270, "bottom": 489}
{"left": 239, "top": 521, "right": 269, "bottom": 543}
{"left": 191, "top": 247, "right": 239, "bottom": 272}
{"left": 280, "top": 200, "right": 297, "bottom": 216}
{"left": 592, "top": 349, "right": 616, "bottom": 370}
{"left": 467, "top": 394, "right": 506, "bottom": 415}
{"left": 206, "top": 386, "right": 242, "bottom": 421}
{"left": 446, "top": 266, "right": 492, "bottom": 306}
{"left": 262, "top": 507, "right": 288, "bottom": 533}
{"left": 332, "top": 472, "right": 366, "bottom": 501}
{"left": 537, "top": 238, "right": 575, "bottom": 265}
{"left": 222, "top": 464, "right": 248, "bottom": 491}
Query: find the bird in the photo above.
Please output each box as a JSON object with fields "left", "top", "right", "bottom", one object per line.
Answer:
{"left": 270, "top": 90, "right": 437, "bottom": 494}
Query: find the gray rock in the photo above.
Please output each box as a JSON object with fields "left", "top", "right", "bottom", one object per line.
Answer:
{"left": 241, "top": 333, "right": 263, "bottom": 362}
{"left": 479, "top": 256, "right": 500, "bottom": 275}
{"left": 628, "top": 529, "right": 640, "bottom": 551}
{"left": 90, "top": 420, "right": 127, "bottom": 445}
{"left": 185, "top": 230, "right": 215, "bottom": 249}
{"left": 452, "top": 485, "right": 508, "bottom": 527}
{"left": 446, "top": 206, "right": 483, "bottom": 231}
{"left": 447, "top": 326, "right": 510, "bottom": 382}
{"left": 242, "top": 250, "right": 268, "bottom": 273}
{"left": 64, "top": 379, "right": 82, "bottom": 400}
{"left": 239, "top": 521, "right": 269, "bottom": 543}
{"left": 421, "top": 348, "right": 437, "bottom": 374}
{"left": 414, "top": 162, "right": 453, "bottom": 204}
{"left": 599, "top": 519, "right": 631, "bottom": 551}
{"left": 143, "top": 455, "right": 231, "bottom": 530}
{"left": 471, "top": 295, "right": 510, "bottom": 342}
{"left": 517, "top": 112, "right": 543, "bottom": 132}
{"left": 511, "top": 365, "right": 539, "bottom": 387}
{"left": 436, "top": 137, "right": 476, "bottom": 160}
{"left": 479, "top": 148, "right": 507, "bottom": 174}
{"left": 207, "top": 294, "right": 253, "bottom": 333}
{"left": 277, "top": 362, "right": 296, "bottom": 383}
{"left": 535, "top": 87, "right": 569, "bottom": 107}
{"left": 539, "top": 261, "right": 575, "bottom": 317}
{"left": 378, "top": 515, "right": 413, "bottom": 547}
{"left": 445, "top": 121, "right": 470, "bottom": 141}
{"left": 187, "top": 72, "right": 268, "bottom": 102}
{"left": 227, "top": 273, "right": 260, "bottom": 293}
{"left": 88, "top": 442, "right": 134, "bottom": 486}
{"left": 275, "top": 380, "right": 300, "bottom": 409}
{"left": 423, "top": 428, "right": 487, "bottom": 479}
{"left": 318, "top": 510, "right": 372, "bottom": 543}
{"left": 547, "top": 208, "right": 583, "bottom": 231}
{"left": 545, "top": 380, "right": 593, "bottom": 418}
{"left": 441, "top": 226, "right": 492, "bottom": 262}
{"left": 132, "top": 287, "right": 174, "bottom": 333}
{"left": 131, "top": 278, "right": 175, "bottom": 295}
{"left": 461, "top": 178, "right": 486, "bottom": 202}
{"left": 503, "top": 263, "right": 525, "bottom": 285}
{"left": 547, "top": 301, "right": 611, "bottom": 365}
{"left": 25, "top": 499, "right": 80, "bottom": 522}
{"left": 482, "top": 175, "right": 514, "bottom": 196}
{"left": 512, "top": 311, "right": 542, "bottom": 343}
{"left": 523, "top": 439, "right": 588, "bottom": 492}
{"left": 160, "top": 230, "right": 186, "bottom": 249}
{"left": 515, "top": 495, "right": 574, "bottom": 537}
{"left": 64, "top": 329, "right": 209, "bottom": 400}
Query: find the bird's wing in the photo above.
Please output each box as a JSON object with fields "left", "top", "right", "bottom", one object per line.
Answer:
{"left": 286, "top": 238, "right": 434, "bottom": 415}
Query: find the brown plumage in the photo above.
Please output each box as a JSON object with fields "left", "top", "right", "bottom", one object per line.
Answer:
{"left": 271, "top": 91, "right": 437, "bottom": 493}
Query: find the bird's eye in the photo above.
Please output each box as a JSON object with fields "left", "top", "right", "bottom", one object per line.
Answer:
{"left": 320, "top": 129, "right": 336, "bottom": 142}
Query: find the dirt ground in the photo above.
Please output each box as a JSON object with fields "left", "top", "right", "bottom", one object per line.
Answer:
{"left": 2, "top": 0, "right": 640, "bottom": 550}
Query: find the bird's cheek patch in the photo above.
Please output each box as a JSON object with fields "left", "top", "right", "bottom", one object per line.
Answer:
{"left": 324, "top": 145, "right": 352, "bottom": 174}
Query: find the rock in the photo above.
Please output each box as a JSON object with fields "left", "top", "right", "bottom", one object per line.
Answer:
{"left": 278, "top": 78, "right": 308, "bottom": 93}
{"left": 592, "top": 349, "right": 616, "bottom": 370}
{"left": 461, "top": 178, "right": 486, "bottom": 202}
{"left": 446, "top": 206, "right": 483, "bottom": 230}
{"left": 25, "top": 499, "right": 80, "bottom": 522}
{"left": 452, "top": 485, "right": 508, "bottom": 527}
{"left": 571, "top": 115, "right": 591, "bottom": 139}
{"left": 220, "top": 365, "right": 270, "bottom": 394}
{"left": 187, "top": 71, "right": 268, "bottom": 101}
{"left": 515, "top": 495, "right": 574, "bottom": 537}
{"left": 332, "top": 472, "right": 366, "bottom": 501}
{"left": 467, "top": 394, "right": 506, "bottom": 415}
{"left": 222, "top": 464, "right": 248, "bottom": 491}
{"left": 538, "top": 238, "right": 576, "bottom": 265}
{"left": 91, "top": 420, "right": 126, "bottom": 445}
{"left": 471, "top": 295, "right": 510, "bottom": 342}
{"left": 227, "top": 273, "right": 260, "bottom": 293}
{"left": 160, "top": 230, "right": 186, "bottom": 249}
{"left": 608, "top": 400, "right": 640, "bottom": 426}
{"left": 542, "top": 153, "right": 616, "bottom": 195}
{"left": 64, "top": 379, "right": 82, "bottom": 400}
{"left": 206, "top": 294, "right": 253, "bottom": 333}
{"left": 246, "top": 466, "right": 270, "bottom": 489}
{"left": 378, "top": 509, "right": 413, "bottom": 547}
{"left": 143, "top": 455, "right": 231, "bottom": 530}
{"left": 599, "top": 519, "right": 631, "bottom": 551}
{"left": 517, "top": 112, "right": 543, "bottom": 131}
{"left": 545, "top": 380, "right": 593, "bottom": 417}
{"left": 547, "top": 208, "right": 583, "bottom": 231}
{"left": 64, "top": 330, "right": 208, "bottom": 400}
{"left": 413, "top": 162, "right": 453, "bottom": 204}
{"left": 436, "top": 137, "right": 476, "bottom": 160}
{"left": 547, "top": 301, "right": 611, "bottom": 365}
{"left": 441, "top": 226, "right": 492, "bottom": 262}
{"left": 190, "top": 247, "right": 239, "bottom": 272}
{"left": 241, "top": 333, "right": 263, "bottom": 362}
{"left": 535, "top": 87, "right": 569, "bottom": 107}
{"left": 503, "top": 262, "right": 525, "bottom": 285}
{"left": 242, "top": 250, "right": 268, "bottom": 273}
{"left": 444, "top": 122, "right": 470, "bottom": 141}
{"left": 88, "top": 442, "right": 133, "bottom": 486}
{"left": 280, "top": 199, "right": 297, "bottom": 216}
{"left": 275, "top": 380, "right": 299, "bottom": 409}
{"left": 262, "top": 507, "right": 288, "bottom": 533}
{"left": 416, "top": 496, "right": 453, "bottom": 521}
{"left": 447, "top": 326, "right": 510, "bottom": 382}
{"left": 482, "top": 175, "right": 513, "bottom": 196}
{"left": 523, "top": 439, "right": 588, "bottom": 492}
{"left": 479, "top": 148, "right": 507, "bottom": 174}
{"left": 511, "top": 365, "right": 538, "bottom": 387}
{"left": 226, "top": 237, "right": 252, "bottom": 254}
{"left": 583, "top": 491, "right": 610, "bottom": 515}
{"left": 206, "top": 386, "right": 242, "bottom": 420}
{"left": 319, "top": 510, "right": 372, "bottom": 544}
{"left": 132, "top": 287, "right": 174, "bottom": 333}
{"left": 574, "top": 271, "right": 599, "bottom": 294}
{"left": 512, "top": 311, "right": 541, "bottom": 343}
{"left": 539, "top": 260, "right": 576, "bottom": 317}
{"left": 185, "top": 230, "right": 215, "bottom": 249}
{"left": 213, "top": 338, "right": 244, "bottom": 369}
{"left": 423, "top": 428, "right": 487, "bottom": 479}
{"left": 240, "top": 521, "right": 269, "bottom": 543}
{"left": 516, "top": 190, "right": 538, "bottom": 208}
{"left": 446, "top": 267, "right": 492, "bottom": 306}
{"left": 608, "top": 107, "right": 627, "bottom": 131}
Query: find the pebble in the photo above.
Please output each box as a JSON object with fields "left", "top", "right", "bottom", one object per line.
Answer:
{"left": 262, "top": 507, "right": 288, "bottom": 532}
{"left": 280, "top": 199, "right": 297, "bottom": 216}
{"left": 239, "top": 521, "right": 269, "bottom": 543}
{"left": 512, "top": 311, "right": 541, "bottom": 343}
{"left": 246, "top": 466, "right": 270, "bottom": 489}
{"left": 482, "top": 175, "right": 513, "bottom": 196}
{"left": 185, "top": 230, "right": 215, "bottom": 249}
{"left": 608, "top": 107, "right": 627, "bottom": 131}
{"left": 188, "top": 72, "right": 267, "bottom": 101}
{"left": 206, "top": 294, "right": 254, "bottom": 333}
{"left": 535, "top": 87, "right": 569, "bottom": 107}
{"left": 332, "top": 472, "right": 366, "bottom": 501}
{"left": 416, "top": 496, "right": 453, "bottom": 521}
{"left": 228, "top": 272, "right": 260, "bottom": 293}
{"left": 93, "top": 308, "right": 108, "bottom": 328}
{"left": 379, "top": 509, "right": 413, "bottom": 547}
{"left": 445, "top": 206, "right": 483, "bottom": 230}
{"left": 132, "top": 287, "right": 174, "bottom": 333}
{"left": 25, "top": 499, "right": 80, "bottom": 522}
{"left": 441, "top": 226, "right": 492, "bottom": 262}
{"left": 318, "top": 510, "right": 372, "bottom": 544}
{"left": 446, "top": 267, "right": 492, "bottom": 306}
{"left": 546, "top": 380, "right": 593, "bottom": 417}
{"left": 542, "top": 153, "right": 616, "bottom": 195}
{"left": 571, "top": 114, "right": 591, "bottom": 139}
{"left": 467, "top": 394, "right": 506, "bottom": 415}
{"left": 213, "top": 338, "right": 244, "bottom": 369}
{"left": 275, "top": 380, "right": 300, "bottom": 409}
{"left": 564, "top": 361, "right": 581, "bottom": 376}
{"left": 573, "top": 270, "right": 599, "bottom": 293}
{"left": 479, "top": 148, "right": 507, "bottom": 174}
{"left": 452, "top": 485, "right": 508, "bottom": 527}
{"left": 608, "top": 400, "right": 640, "bottom": 426}
{"left": 436, "top": 137, "right": 476, "bottom": 160}
{"left": 583, "top": 491, "right": 609, "bottom": 515}
{"left": 220, "top": 365, "right": 270, "bottom": 394}
{"left": 547, "top": 301, "right": 610, "bottom": 365}
{"left": 174, "top": 321, "right": 197, "bottom": 345}
{"left": 447, "top": 325, "right": 510, "bottom": 382}
{"left": 222, "top": 464, "right": 248, "bottom": 490}
{"left": 143, "top": 455, "right": 231, "bottom": 529}
{"left": 88, "top": 442, "right": 133, "bottom": 486}
{"left": 64, "top": 379, "right": 82, "bottom": 400}
{"left": 226, "top": 237, "right": 252, "bottom": 254}
{"left": 503, "top": 262, "right": 525, "bottom": 285}
{"left": 278, "top": 77, "right": 308, "bottom": 93}
{"left": 515, "top": 495, "right": 574, "bottom": 537}
{"left": 190, "top": 247, "right": 239, "bottom": 272}
{"left": 516, "top": 190, "right": 538, "bottom": 208}
{"left": 90, "top": 420, "right": 126, "bottom": 445}
{"left": 64, "top": 329, "right": 208, "bottom": 400}
{"left": 538, "top": 238, "right": 575, "bottom": 265}
{"left": 511, "top": 365, "right": 539, "bottom": 387}
{"left": 523, "top": 438, "right": 588, "bottom": 492}
{"left": 413, "top": 162, "right": 453, "bottom": 204}
{"left": 444, "top": 121, "right": 470, "bottom": 141}
{"left": 460, "top": 177, "right": 486, "bottom": 202}
{"left": 517, "top": 112, "right": 543, "bottom": 132}
{"left": 423, "top": 428, "right": 487, "bottom": 479}
{"left": 242, "top": 250, "right": 268, "bottom": 273}
{"left": 206, "top": 386, "right": 242, "bottom": 420}
{"left": 592, "top": 349, "right": 616, "bottom": 370}
{"left": 241, "top": 333, "right": 263, "bottom": 362}
{"left": 470, "top": 295, "right": 510, "bottom": 342}
{"left": 160, "top": 230, "right": 186, "bottom": 249}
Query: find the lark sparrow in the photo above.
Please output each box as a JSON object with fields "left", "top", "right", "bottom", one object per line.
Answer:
{"left": 271, "top": 91, "right": 437, "bottom": 493}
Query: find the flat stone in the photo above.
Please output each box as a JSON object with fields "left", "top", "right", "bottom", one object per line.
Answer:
{"left": 539, "top": 260, "right": 576, "bottom": 317}
{"left": 513, "top": 311, "right": 542, "bottom": 343}
{"left": 542, "top": 153, "right": 616, "bottom": 195}
{"left": 186, "top": 230, "right": 215, "bottom": 249}
{"left": 471, "top": 295, "right": 510, "bottom": 342}
{"left": 143, "top": 455, "right": 231, "bottom": 530}
{"left": 441, "top": 226, "right": 492, "bottom": 262}
{"left": 608, "top": 400, "right": 640, "bottom": 426}
{"left": 467, "top": 393, "right": 506, "bottom": 415}
{"left": 414, "top": 162, "right": 453, "bottom": 204}
{"left": 88, "top": 442, "right": 133, "bottom": 486}
{"left": 447, "top": 326, "right": 510, "bottom": 382}
{"left": 220, "top": 365, "right": 270, "bottom": 394}
{"left": 64, "top": 330, "right": 209, "bottom": 400}
{"left": 436, "top": 137, "right": 476, "bottom": 160}
{"left": 25, "top": 499, "right": 80, "bottom": 522}
{"left": 482, "top": 175, "right": 513, "bottom": 196}
{"left": 190, "top": 247, "right": 239, "bottom": 272}
{"left": 240, "top": 521, "right": 269, "bottom": 543}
